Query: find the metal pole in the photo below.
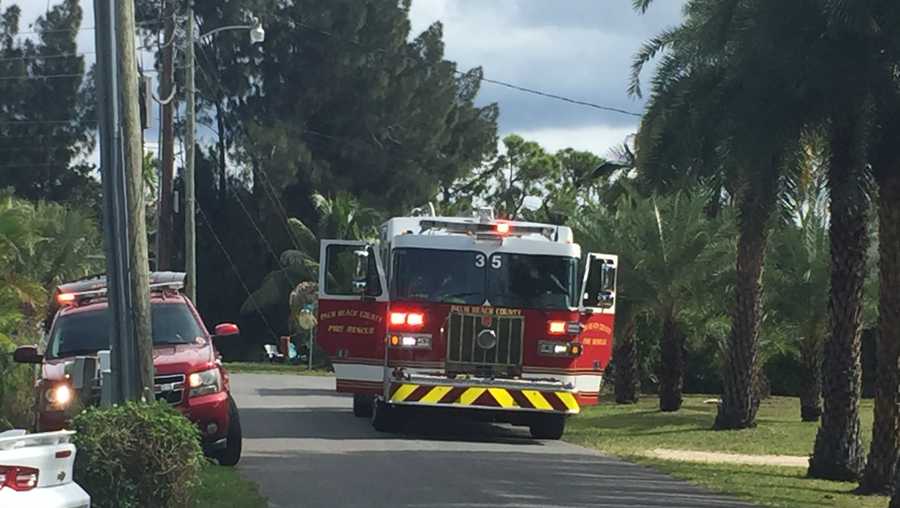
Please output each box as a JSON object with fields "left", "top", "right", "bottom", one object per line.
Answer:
{"left": 93, "top": 0, "right": 135, "bottom": 404}
{"left": 308, "top": 328, "right": 313, "bottom": 370}
{"left": 185, "top": 3, "right": 197, "bottom": 304}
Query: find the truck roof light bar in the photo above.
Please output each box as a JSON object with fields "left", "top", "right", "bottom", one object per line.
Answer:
{"left": 419, "top": 219, "right": 555, "bottom": 240}
{"left": 54, "top": 272, "right": 186, "bottom": 306}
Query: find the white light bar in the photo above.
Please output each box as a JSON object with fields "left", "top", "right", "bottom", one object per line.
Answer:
{"left": 419, "top": 219, "right": 555, "bottom": 239}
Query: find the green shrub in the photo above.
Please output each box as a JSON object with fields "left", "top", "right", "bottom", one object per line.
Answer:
{"left": 0, "top": 335, "right": 37, "bottom": 430}
{"left": 72, "top": 401, "right": 203, "bottom": 508}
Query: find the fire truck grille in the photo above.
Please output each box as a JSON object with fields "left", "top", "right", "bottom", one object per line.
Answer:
{"left": 446, "top": 313, "right": 524, "bottom": 370}
{"left": 154, "top": 374, "right": 185, "bottom": 405}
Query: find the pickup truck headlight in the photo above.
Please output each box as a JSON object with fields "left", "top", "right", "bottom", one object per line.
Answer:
{"left": 188, "top": 368, "right": 222, "bottom": 397}
{"left": 44, "top": 383, "right": 73, "bottom": 409}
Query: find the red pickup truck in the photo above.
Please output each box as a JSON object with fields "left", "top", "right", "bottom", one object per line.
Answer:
{"left": 13, "top": 272, "right": 243, "bottom": 466}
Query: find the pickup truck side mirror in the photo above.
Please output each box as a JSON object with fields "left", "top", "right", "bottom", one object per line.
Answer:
{"left": 214, "top": 323, "right": 240, "bottom": 337}
{"left": 14, "top": 345, "right": 43, "bottom": 364}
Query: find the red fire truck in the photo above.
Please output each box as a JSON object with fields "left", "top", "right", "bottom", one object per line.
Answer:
{"left": 316, "top": 210, "right": 616, "bottom": 439}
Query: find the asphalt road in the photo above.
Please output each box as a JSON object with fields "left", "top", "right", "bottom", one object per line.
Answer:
{"left": 231, "top": 373, "right": 754, "bottom": 508}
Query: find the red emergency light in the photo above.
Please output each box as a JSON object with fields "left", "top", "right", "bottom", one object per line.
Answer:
{"left": 57, "top": 293, "right": 77, "bottom": 305}
{"left": 547, "top": 320, "right": 567, "bottom": 335}
{"left": 389, "top": 311, "right": 426, "bottom": 330}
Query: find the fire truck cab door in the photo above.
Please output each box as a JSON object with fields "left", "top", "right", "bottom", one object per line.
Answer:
{"left": 317, "top": 240, "right": 389, "bottom": 367}
{"left": 578, "top": 253, "right": 617, "bottom": 373}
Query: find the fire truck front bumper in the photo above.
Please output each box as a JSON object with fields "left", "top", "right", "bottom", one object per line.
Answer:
{"left": 387, "top": 375, "right": 580, "bottom": 415}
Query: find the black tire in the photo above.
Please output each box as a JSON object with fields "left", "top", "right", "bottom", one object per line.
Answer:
{"left": 371, "top": 398, "right": 400, "bottom": 433}
{"left": 213, "top": 396, "right": 243, "bottom": 466}
{"left": 353, "top": 394, "right": 374, "bottom": 418}
{"left": 529, "top": 414, "right": 566, "bottom": 440}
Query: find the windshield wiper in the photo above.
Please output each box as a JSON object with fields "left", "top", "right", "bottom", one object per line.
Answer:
{"left": 154, "top": 334, "right": 192, "bottom": 345}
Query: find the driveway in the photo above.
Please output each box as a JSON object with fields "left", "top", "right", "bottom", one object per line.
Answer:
{"left": 231, "top": 373, "right": 753, "bottom": 508}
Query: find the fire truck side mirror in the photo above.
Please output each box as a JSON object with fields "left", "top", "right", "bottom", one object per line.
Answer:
{"left": 601, "top": 264, "right": 616, "bottom": 292}
{"left": 352, "top": 249, "right": 369, "bottom": 295}
{"left": 582, "top": 257, "right": 616, "bottom": 308}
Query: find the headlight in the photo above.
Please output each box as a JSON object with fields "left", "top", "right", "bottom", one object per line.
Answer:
{"left": 188, "top": 368, "right": 222, "bottom": 397}
{"left": 45, "top": 384, "right": 72, "bottom": 408}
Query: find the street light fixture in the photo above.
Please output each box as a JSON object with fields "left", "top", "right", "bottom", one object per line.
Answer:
{"left": 183, "top": 11, "right": 264, "bottom": 303}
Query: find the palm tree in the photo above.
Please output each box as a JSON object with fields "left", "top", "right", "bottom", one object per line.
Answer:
{"left": 863, "top": 96, "right": 900, "bottom": 494}
{"left": 241, "top": 192, "right": 381, "bottom": 315}
{"left": 766, "top": 176, "right": 830, "bottom": 422}
{"left": 577, "top": 189, "right": 729, "bottom": 411}
{"left": 632, "top": 0, "right": 813, "bottom": 428}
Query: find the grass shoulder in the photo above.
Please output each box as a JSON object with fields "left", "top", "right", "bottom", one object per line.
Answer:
{"left": 565, "top": 395, "right": 885, "bottom": 508}
{"left": 224, "top": 362, "right": 334, "bottom": 376}
{"left": 195, "top": 463, "right": 267, "bottom": 508}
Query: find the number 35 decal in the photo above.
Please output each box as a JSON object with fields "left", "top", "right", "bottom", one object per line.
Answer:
{"left": 474, "top": 254, "right": 503, "bottom": 269}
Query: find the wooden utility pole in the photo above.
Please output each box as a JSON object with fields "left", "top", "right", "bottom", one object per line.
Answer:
{"left": 157, "top": 0, "right": 175, "bottom": 270}
{"left": 184, "top": 2, "right": 197, "bottom": 303}
{"left": 115, "top": 0, "right": 155, "bottom": 400}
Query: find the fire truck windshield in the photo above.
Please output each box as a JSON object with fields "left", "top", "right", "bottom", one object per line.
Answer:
{"left": 391, "top": 248, "right": 579, "bottom": 310}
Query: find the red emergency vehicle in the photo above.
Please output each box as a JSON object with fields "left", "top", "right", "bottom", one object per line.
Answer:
{"left": 13, "top": 273, "right": 244, "bottom": 465}
{"left": 316, "top": 210, "right": 617, "bottom": 439}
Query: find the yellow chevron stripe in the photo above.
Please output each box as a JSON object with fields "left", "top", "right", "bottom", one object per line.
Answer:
{"left": 556, "top": 391, "right": 580, "bottom": 413}
{"left": 391, "top": 384, "right": 419, "bottom": 402}
{"left": 420, "top": 385, "right": 453, "bottom": 404}
{"left": 459, "top": 387, "right": 486, "bottom": 406}
{"left": 522, "top": 390, "right": 553, "bottom": 410}
{"left": 488, "top": 388, "right": 516, "bottom": 408}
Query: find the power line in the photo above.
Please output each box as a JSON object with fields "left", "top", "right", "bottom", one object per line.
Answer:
{"left": 0, "top": 119, "right": 74, "bottom": 125}
{"left": 174, "top": 103, "right": 291, "bottom": 321}
{"left": 14, "top": 26, "right": 96, "bottom": 35}
{"left": 193, "top": 46, "right": 306, "bottom": 254}
{"left": 461, "top": 72, "right": 642, "bottom": 117}
{"left": 196, "top": 204, "right": 280, "bottom": 341}
{"left": 292, "top": 22, "right": 642, "bottom": 117}
{"left": 0, "top": 51, "right": 95, "bottom": 62}
{"left": 0, "top": 73, "right": 83, "bottom": 81}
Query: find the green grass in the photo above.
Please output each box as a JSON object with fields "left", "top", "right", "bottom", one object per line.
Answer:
{"left": 194, "top": 463, "right": 267, "bottom": 508}
{"left": 643, "top": 460, "right": 886, "bottom": 508}
{"left": 565, "top": 395, "right": 886, "bottom": 508}
{"left": 223, "top": 361, "right": 334, "bottom": 376}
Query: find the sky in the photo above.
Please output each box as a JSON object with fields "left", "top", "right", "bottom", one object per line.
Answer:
{"left": 407, "top": 0, "right": 685, "bottom": 156}
{"left": 9, "top": 0, "right": 685, "bottom": 159}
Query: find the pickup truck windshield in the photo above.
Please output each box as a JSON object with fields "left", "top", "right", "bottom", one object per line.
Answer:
{"left": 47, "top": 303, "right": 205, "bottom": 359}
{"left": 390, "top": 248, "right": 578, "bottom": 309}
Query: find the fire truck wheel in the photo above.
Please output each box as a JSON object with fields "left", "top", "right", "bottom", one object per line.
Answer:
{"left": 528, "top": 414, "right": 566, "bottom": 440}
{"left": 353, "top": 394, "right": 374, "bottom": 417}
{"left": 371, "top": 398, "right": 400, "bottom": 433}
{"left": 213, "top": 396, "right": 243, "bottom": 466}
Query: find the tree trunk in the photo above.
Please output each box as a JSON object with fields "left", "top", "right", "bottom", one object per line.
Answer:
{"left": 859, "top": 171, "right": 900, "bottom": 493}
{"left": 809, "top": 106, "right": 870, "bottom": 482}
{"left": 715, "top": 175, "right": 775, "bottom": 429}
{"left": 799, "top": 333, "right": 824, "bottom": 422}
{"left": 215, "top": 99, "right": 227, "bottom": 205}
{"left": 614, "top": 315, "right": 639, "bottom": 404}
{"left": 659, "top": 314, "right": 685, "bottom": 412}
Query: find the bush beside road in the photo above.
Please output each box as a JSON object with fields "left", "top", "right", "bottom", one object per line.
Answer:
{"left": 566, "top": 396, "right": 885, "bottom": 508}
